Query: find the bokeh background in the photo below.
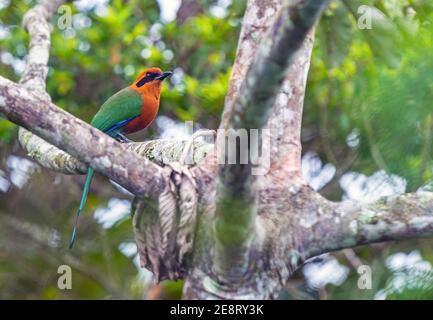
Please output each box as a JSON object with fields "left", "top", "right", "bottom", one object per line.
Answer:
{"left": 1, "top": 0, "right": 433, "bottom": 299}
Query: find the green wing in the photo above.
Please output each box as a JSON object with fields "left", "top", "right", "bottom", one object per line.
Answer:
{"left": 90, "top": 88, "right": 142, "bottom": 132}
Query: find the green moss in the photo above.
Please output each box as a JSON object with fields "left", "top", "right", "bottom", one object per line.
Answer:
{"left": 20, "top": 130, "right": 32, "bottom": 146}
{"left": 359, "top": 209, "right": 377, "bottom": 225}
{"left": 28, "top": 147, "right": 43, "bottom": 161}
{"left": 53, "top": 154, "right": 66, "bottom": 168}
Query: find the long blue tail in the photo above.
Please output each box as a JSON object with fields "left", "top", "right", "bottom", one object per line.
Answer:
{"left": 69, "top": 167, "right": 94, "bottom": 249}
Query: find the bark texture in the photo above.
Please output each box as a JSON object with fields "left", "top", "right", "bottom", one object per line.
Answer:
{"left": 1, "top": 0, "right": 433, "bottom": 300}
{"left": 19, "top": 129, "right": 212, "bottom": 174}
{"left": 1, "top": 76, "right": 165, "bottom": 198}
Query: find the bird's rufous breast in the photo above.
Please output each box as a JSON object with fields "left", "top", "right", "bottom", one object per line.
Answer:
{"left": 122, "top": 85, "right": 161, "bottom": 134}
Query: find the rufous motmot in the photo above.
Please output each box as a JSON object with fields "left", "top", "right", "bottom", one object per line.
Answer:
{"left": 70, "top": 67, "right": 172, "bottom": 248}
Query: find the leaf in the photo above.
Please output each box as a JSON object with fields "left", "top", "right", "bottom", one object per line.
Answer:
{"left": 319, "top": 2, "right": 354, "bottom": 68}
{"left": 343, "top": 1, "right": 402, "bottom": 67}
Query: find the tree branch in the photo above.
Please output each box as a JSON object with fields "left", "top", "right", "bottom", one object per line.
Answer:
{"left": 304, "top": 192, "right": 433, "bottom": 259}
{"left": 13, "top": 0, "right": 211, "bottom": 178}
{"left": 213, "top": 0, "right": 329, "bottom": 284}
{"left": 176, "top": 0, "right": 205, "bottom": 25}
{"left": 0, "top": 76, "right": 165, "bottom": 198}
{"left": 219, "top": 0, "right": 281, "bottom": 130}
{"left": 20, "top": 0, "right": 64, "bottom": 91}
{"left": 0, "top": 0, "right": 167, "bottom": 199}
{"left": 265, "top": 30, "right": 314, "bottom": 178}
{"left": 19, "top": 128, "right": 212, "bottom": 174}
{"left": 219, "top": 0, "right": 328, "bottom": 131}
{"left": 18, "top": 0, "right": 64, "bottom": 153}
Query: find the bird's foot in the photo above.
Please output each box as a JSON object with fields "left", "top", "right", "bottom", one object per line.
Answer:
{"left": 115, "top": 133, "right": 132, "bottom": 143}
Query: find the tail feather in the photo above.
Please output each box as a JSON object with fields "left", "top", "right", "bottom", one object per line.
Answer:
{"left": 69, "top": 167, "right": 95, "bottom": 249}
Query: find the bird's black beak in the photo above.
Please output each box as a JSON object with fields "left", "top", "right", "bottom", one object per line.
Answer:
{"left": 155, "top": 71, "right": 173, "bottom": 81}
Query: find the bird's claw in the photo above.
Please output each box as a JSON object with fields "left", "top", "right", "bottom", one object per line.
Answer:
{"left": 115, "top": 133, "right": 132, "bottom": 143}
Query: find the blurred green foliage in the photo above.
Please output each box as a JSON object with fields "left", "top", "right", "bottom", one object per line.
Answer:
{"left": 307, "top": 0, "right": 433, "bottom": 194}
{"left": 1, "top": 0, "right": 433, "bottom": 299}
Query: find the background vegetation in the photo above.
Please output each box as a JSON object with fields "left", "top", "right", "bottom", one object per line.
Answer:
{"left": 1, "top": 0, "right": 433, "bottom": 299}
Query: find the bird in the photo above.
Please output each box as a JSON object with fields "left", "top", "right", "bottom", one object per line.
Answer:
{"left": 69, "top": 67, "right": 172, "bottom": 248}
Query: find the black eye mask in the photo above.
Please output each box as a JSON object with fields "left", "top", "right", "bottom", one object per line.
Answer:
{"left": 136, "top": 72, "right": 160, "bottom": 87}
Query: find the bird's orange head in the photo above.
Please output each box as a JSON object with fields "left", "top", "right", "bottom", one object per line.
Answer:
{"left": 131, "top": 67, "right": 172, "bottom": 96}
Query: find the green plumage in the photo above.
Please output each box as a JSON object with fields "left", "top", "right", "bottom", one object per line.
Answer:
{"left": 90, "top": 88, "right": 143, "bottom": 132}
{"left": 70, "top": 88, "right": 142, "bottom": 249}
